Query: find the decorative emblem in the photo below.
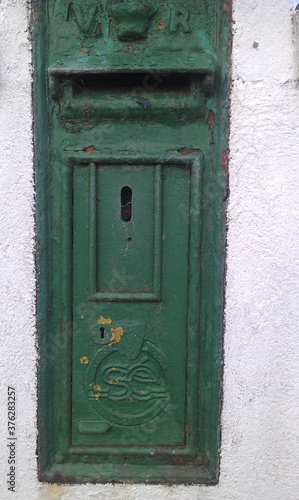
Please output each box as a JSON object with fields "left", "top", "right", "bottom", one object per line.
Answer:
{"left": 169, "top": 8, "right": 192, "bottom": 34}
{"left": 67, "top": 2, "right": 102, "bottom": 37}
{"left": 86, "top": 320, "right": 171, "bottom": 425}
{"left": 110, "top": 1, "right": 156, "bottom": 41}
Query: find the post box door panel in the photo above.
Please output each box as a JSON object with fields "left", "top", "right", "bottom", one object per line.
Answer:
{"left": 72, "top": 163, "right": 191, "bottom": 447}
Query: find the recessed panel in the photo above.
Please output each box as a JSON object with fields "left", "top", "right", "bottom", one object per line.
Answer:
{"left": 72, "top": 163, "right": 190, "bottom": 449}
{"left": 97, "top": 165, "right": 161, "bottom": 297}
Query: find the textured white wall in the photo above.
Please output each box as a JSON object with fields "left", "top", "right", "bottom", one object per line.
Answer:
{"left": 0, "top": 0, "right": 299, "bottom": 498}
{"left": 0, "top": 0, "right": 37, "bottom": 498}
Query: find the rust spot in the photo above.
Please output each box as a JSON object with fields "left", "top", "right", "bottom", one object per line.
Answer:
{"left": 79, "top": 47, "right": 88, "bottom": 56}
{"left": 208, "top": 110, "right": 215, "bottom": 129}
{"left": 221, "top": 149, "right": 229, "bottom": 173}
{"left": 157, "top": 22, "right": 165, "bottom": 30}
{"left": 169, "top": 455, "right": 193, "bottom": 466}
{"left": 224, "top": 0, "right": 232, "bottom": 21}
{"left": 178, "top": 147, "right": 201, "bottom": 155}
{"left": 197, "top": 456, "right": 211, "bottom": 469}
{"left": 84, "top": 145, "right": 95, "bottom": 154}
{"left": 153, "top": 452, "right": 194, "bottom": 466}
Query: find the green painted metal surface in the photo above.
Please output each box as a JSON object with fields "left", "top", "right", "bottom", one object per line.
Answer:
{"left": 34, "top": 0, "right": 230, "bottom": 485}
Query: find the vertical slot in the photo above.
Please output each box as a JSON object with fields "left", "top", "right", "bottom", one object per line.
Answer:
{"left": 121, "top": 186, "right": 132, "bottom": 222}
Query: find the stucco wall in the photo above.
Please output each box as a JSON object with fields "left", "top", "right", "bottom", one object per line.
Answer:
{"left": 0, "top": 0, "right": 299, "bottom": 498}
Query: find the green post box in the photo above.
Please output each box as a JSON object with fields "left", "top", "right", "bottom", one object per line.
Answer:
{"left": 34, "top": 0, "right": 229, "bottom": 484}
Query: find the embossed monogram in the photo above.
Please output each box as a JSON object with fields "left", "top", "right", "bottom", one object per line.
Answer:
{"left": 100, "top": 355, "right": 168, "bottom": 401}
{"left": 169, "top": 8, "right": 192, "bottom": 34}
{"left": 62, "top": 2, "right": 193, "bottom": 39}
{"left": 86, "top": 340, "right": 171, "bottom": 426}
{"left": 68, "top": 2, "right": 102, "bottom": 36}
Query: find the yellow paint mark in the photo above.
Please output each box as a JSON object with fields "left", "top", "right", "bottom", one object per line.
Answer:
{"left": 80, "top": 356, "right": 89, "bottom": 365}
{"left": 109, "top": 379, "right": 119, "bottom": 385}
{"left": 98, "top": 316, "right": 113, "bottom": 325}
{"left": 108, "top": 326, "right": 124, "bottom": 346}
{"left": 39, "top": 483, "right": 67, "bottom": 499}
{"left": 137, "top": 390, "right": 144, "bottom": 395}
{"left": 93, "top": 385, "right": 102, "bottom": 400}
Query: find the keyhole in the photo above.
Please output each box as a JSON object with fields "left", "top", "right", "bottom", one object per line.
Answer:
{"left": 100, "top": 327, "right": 105, "bottom": 339}
{"left": 121, "top": 186, "right": 132, "bottom": 222}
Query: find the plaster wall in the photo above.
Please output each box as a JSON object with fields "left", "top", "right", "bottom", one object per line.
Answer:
{"left": 0, "top": 0, "right": 299, "bottom": 498}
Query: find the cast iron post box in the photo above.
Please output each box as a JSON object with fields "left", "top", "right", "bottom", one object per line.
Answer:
{"left": 35, "top": 0, "right": 229, "bottom": 484}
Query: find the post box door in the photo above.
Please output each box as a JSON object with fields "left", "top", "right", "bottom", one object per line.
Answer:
{"left": 72, "top": 163, "right": 191, "bottom": 447}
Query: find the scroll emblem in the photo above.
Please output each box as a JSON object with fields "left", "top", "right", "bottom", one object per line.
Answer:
{"left": 67, "top": 2, "right": 102, "bottom": 37}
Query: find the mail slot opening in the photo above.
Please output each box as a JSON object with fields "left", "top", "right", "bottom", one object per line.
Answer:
{"left": 121, "top": 186, "right": 132, "bottom": 222}
{"left": 71, "top": 72, "right": 195, "bottom": 95}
